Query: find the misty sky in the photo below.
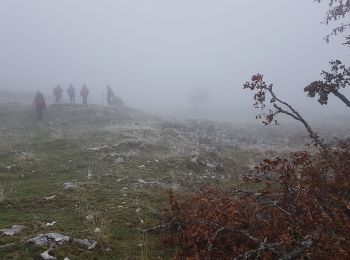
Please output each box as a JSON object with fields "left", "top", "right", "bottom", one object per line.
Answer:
{"left": 0, "top": 0, "right": 349, "bottom": 122}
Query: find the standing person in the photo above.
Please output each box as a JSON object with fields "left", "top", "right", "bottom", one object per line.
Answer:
{"left": 33, "top": 91, "right": 47, "bottom": 121}
{"left": 53, "top": 85, "right": 63, "bottom": 104}
{"left": 106, "top": 85, "right": 114, "bottom": 105}
{"left": 80, "top": 84, "right": 89, "bottom": 105}
{"left": 67, "top": 84, "right": 75, "bottom": 103}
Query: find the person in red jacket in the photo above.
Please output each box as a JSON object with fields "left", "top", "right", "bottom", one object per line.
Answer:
{"left": 80, "top": 84, "right": 89, "bottom": 105}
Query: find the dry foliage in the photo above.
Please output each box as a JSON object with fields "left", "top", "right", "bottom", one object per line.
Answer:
{"left": 243, "top": 74, "right": 324, "bottom": 148}
{"left": 305, "top": 60, "right": 350, "bottom": 107}
{"left": 153, "top": 2, "right": 350, "bottom": 258}
{"left": 158, "top": 141, "right": 350, "bottom": 259}
{"left": 316, "top": 0, "right": 350, "bottom": 44}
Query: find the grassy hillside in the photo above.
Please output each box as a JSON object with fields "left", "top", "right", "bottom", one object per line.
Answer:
{"left": 0, "top": 104, "right": 253, "bottom": 259}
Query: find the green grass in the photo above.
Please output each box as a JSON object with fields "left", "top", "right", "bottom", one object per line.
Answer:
{"left": 0, "top": 105, "right": 255, "bottom": 259}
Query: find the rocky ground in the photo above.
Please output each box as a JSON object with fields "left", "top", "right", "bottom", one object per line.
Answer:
{"left": 0, "top": 103, "right": 347, "bottom": 259}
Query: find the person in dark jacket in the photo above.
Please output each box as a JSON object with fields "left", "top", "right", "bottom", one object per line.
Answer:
{"left": 33, "top": 91, "right": 47, "bottom": 121}
{"left": 67, "top": 84, "right": 75, "bottom": 103}
{"left": 53, "top": 85, "right": 63, "bottom": 104}
{"left": 107, "top": 85, "right": 114, "bottom": 105}
{"left": 80, "top": 85, "right": 89, "bottom": 105}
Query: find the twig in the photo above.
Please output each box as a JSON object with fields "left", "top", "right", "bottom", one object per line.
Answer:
{"left": 208, "top": 228, "right": 259, "bottom": 259}
{"left": 233, "top": 239, "right": 281, "bottom": 260}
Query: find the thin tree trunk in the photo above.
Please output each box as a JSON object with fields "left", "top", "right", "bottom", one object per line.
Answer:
{"left": 332, "top": 90, "right": 350, "bottom": 107}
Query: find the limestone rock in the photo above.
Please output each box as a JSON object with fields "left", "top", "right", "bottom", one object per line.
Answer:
{"left": 0, "top": 225, "right": 24, "bottom": 236}
{"left": 40, "top": 250, "right": 56, "bottom": 260}
{"left": 63, "top": 182, "right": 77, "bottom": 190}
{"left": 72, "top": 238, "right": 97, "bottom": 250}
{"left": 28, "top": 233, "right": 70, "bottom": 247}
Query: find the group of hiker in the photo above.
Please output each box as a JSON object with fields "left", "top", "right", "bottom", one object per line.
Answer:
{"left": 33, "top": 85, "right": 115, "bottom": 121}
{"left": 52, "top": 84, "right": 90, "bottom": 105}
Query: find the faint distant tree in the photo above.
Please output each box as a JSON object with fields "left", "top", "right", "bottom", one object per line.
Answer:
{"left": 305, "top": 60, "right": 350, "bottom": 107}
{"left": 243, "top": 74, "right": 325, "bottom": 148}
{"left": 188, "top": 87, "right": 210, "bottom": 108}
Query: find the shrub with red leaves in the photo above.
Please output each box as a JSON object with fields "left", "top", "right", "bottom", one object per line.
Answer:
{"left": 159, "top": 142, "right": 350, "bottom": 259}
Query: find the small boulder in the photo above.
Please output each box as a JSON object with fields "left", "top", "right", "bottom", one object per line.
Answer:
{"left": 94, "top": 227, "right": 101, "bottom": 234}
{"left": 72, "top": 238, "right": 97, "bottom": 250}
{"left": 63, "top": 182, "right": 77, "bottom": 190}
{"left": 28, "top": 233, "right": 70, "bottom": 247}
{"left": 0, "top": 225, "right": 24, "bottom": 236}
{"left": 40, "top": 250, "right": 56, "bottom": 260}
{"left": 114, "top": 157, "right": 125, "bottom": 165}
{"left": 85, "top": 215, "right": 95, "bottom": 224}
{"left": 44, "top": 195, "right": 56, "bottom": 201}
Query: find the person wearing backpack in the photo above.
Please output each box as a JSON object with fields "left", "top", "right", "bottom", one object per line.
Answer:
{"left": 33, "top": 91, "right": 47, "bottom": 121}
{"left": 80, "top": 85, "right": 89, "bottom": 105}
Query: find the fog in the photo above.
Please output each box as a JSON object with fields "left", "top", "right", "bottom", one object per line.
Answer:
{"left": 0, "top": 0, "right": 348, "bottom": 122}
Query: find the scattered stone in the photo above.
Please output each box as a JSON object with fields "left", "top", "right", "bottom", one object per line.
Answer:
{"left": 0, "top": 225, "right": 24, "bottom": 236}
{"left": 135, "top": 208, "right": 141, "bottom": 213}
{"left": 28, "top": 233, "right": 98, "bottom": 251}
{"left": 206, "top": 162, "right": 215, "bottom": 169}
{"left": 94, "top": 227, "right": 101, "bottom": 234}
{"left": 44, "top": 195, "right": 56, "bottom": 200}
{"left": 63, "top": 258, "right": 70, "bottom": 260}
{"left": 138, "top": 165, "right": 145, "bottom": 168}
{"left": 114, "top": 157, "right": 125, "bottom": 164}
{"left": 28, "top": 233, "right": 70, "bottom": 248}
{"left": 87, "top": 169, "right": 93, "bottom": 179}
{"left": 45, "top": 221, "right": 57, "bottom": 227}
{"left": 88, "top": 145, "right": 108, "bottom": 151}
{"left": 6, "top": 165, "right": 16, "bottom": 170}
{"left": 72, "top": 239, "right": 97, "bottom": 250}
{"left": 137, "top": 179, "right": 156, "bottom": 185}
{"left": 40, "top": 250, "right": 56, "bottom": 260}
{"left": 85, "top": 215, "right": 94, "bottom": 224}
{"left": 63, "top": 182, "right": 77, "bottom": 190}
{"left": 190, "top": 157, "right": 198, "bottom": 164}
